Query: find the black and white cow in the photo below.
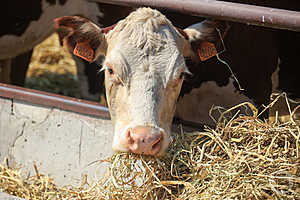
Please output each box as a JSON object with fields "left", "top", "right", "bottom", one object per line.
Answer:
{"left": 0, "top": 0, "right": 132, "bottom": 99}
{"left": 175, "top": 0, "right": 300, "bottom": 123}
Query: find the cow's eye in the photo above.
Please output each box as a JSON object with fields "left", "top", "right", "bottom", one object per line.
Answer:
{"left": 105, "top": 65, "right": 123, "bottom": 85}
{"left": 172, "top": 71, "right": 186, "bottom": 86}
{"left": 177, "top": 68, "right": 191, "bottom": 82}
{"left": 179, "top": 72, "right": 186, "bottom": 80}
{"left": 179, "top": 71, "right": 190, "bottom": 81}
{"left": 107, "top": 67, "right": 114, "bottom": 75}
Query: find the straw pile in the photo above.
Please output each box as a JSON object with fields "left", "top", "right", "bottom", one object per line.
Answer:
{"left": 1, "top": 101, "right": 299, "bottom": 199}
{"left": 27, "top": 33, "right": 76, "bottom": 77}
{"left": 25, "top": 33, "right": 81, "bottom": 98}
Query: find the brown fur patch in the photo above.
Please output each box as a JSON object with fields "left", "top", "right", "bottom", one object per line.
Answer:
{"left": 53, "top": 16, "right": 103, "bottom": 62}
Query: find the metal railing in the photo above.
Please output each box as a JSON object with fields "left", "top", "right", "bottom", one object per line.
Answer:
{"left": 90, "top": 0, "right": 300, "bottom": 32}
{"left": 0, "top": 83, "right": 110, "bottom": 119}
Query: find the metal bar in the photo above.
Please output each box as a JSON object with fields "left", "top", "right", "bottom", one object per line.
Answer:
{"left": 0, "top": 83, "right": 110, "bottom": 119}
{"left": 90, "top": 0, "right": 300, "bottom": 32}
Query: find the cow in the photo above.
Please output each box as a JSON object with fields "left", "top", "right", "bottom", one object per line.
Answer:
{"left": 0, "top": 0, "right": 132, "bottom": 100}
{"left": 55, "top": 6, "right": 300, "bottom": 156}
{"left": 53, "top": 8, "right": 247, "bottom": 155}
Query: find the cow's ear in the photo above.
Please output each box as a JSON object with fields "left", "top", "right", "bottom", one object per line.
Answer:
{"left": 182, "top": 20, "right": 220, "bottom": 62}
{"left": 54, "top": 16, "right": 107, "bottom": 62}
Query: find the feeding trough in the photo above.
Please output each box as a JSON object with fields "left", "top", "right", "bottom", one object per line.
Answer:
{"left": 0, "top": 83, "right": 113, "bottom": 187}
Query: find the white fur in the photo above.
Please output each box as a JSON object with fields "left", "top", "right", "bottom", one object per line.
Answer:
{"left": 175, "top": 78, "right": 254, "bottom": 126}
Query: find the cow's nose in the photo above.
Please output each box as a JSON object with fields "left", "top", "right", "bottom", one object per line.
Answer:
{"left": 125, "top": 126, "right": 163, "bottom": 155}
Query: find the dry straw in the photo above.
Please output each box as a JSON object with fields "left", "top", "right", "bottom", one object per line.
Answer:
{"left": 1, "top": 94, "right": 299, "bottom": 199}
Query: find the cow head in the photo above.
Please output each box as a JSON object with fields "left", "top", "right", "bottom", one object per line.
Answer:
{"left": 54, "top": 8, "right": 217, "bottom": 156}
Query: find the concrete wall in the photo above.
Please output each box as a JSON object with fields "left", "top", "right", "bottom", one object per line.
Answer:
{"left": 0, "top": 193, "right": 25, "bottom": 200}
{"left": 0, "top": 96, "right": 114, "bottom": 187}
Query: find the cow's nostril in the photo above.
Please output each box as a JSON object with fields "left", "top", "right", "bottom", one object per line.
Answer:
{"left": 151, "top": 136, "right": 162, "bottom": 152}
{"left": 125, "top": 128, "right": 134, "bottom": 144}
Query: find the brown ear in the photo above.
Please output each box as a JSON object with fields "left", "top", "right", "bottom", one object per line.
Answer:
{"left": 182, "top": 20, "right": 229, "bottom": 61}
{"left": 54, "top": 16, "right": 107, "bottom": 62}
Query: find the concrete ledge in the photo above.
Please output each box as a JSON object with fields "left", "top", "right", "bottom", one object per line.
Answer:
{"left": 0, "top": 97, "right": 113, "bottom": 187}
{"left": 0, "top": 192, "right": 25, "bottom": 200}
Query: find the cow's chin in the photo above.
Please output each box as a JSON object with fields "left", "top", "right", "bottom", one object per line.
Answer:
{"left": 111, "top": 124, "right": 171, "bottom": 156}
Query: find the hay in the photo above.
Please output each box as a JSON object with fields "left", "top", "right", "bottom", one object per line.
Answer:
{"left": 25, "top": 33, "right": 81, "bottom": 98}
{"left": 1, "top": 99, "right": 299, "bottom": 199}
{"left": 27, "top": 33, "right": 76, "bottom": 77}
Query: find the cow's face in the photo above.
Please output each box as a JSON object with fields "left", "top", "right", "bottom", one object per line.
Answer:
{"left": 54, "top": 8, "right": 216, "bottom": 156}
{"left": 103, "top": 9, "right": 188, "bottom": 155}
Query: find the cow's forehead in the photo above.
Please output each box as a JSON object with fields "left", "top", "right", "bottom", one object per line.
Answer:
{"left": 106, "top": 22, "right": 184, "bottom": 53}
{"left": 104, "top": 8, "right": 186, "bottom": 85}
{"left": 105, "top": 42, "right": 185, "bottom": 85}
{"left": 105, "top": 7, "right": 185, "bottom": 55}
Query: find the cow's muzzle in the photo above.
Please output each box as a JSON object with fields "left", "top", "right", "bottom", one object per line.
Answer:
{"left": 125, "top": 126, "right": 163, "bottom": 155}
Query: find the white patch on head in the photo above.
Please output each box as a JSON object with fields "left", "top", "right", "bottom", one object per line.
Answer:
{"left": 165, "top": 50, "right": 186, "bottom": 82}
{"left": 175, "top": 78, "right": 254, "bottom": 126}
{"left": 106, "top": 7, "right": 185, "bottom": 55}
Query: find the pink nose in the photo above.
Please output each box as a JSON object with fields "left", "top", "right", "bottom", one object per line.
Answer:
{"left": 125, "top": 126, "right": 163, "bottom": 155}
